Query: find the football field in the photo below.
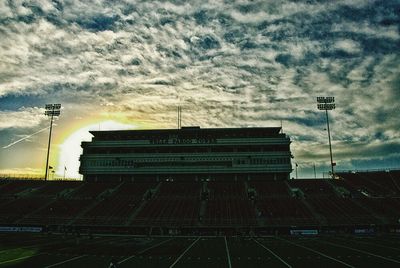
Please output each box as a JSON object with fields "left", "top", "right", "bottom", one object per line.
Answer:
{"left": 1, "top": 233, "right": 400, "bottom": 267}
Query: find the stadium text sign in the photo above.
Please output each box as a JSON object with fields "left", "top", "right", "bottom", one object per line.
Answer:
{"left": 150, "top": 137, "right": 217, "bottom": 145}
{"left": 0, "top": 226, "right": 43, "bottom": 233}
{"left": 290, "top": 229, "right": 318, "bottom": 236}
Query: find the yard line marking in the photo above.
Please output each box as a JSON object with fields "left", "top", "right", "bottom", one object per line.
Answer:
{"left": 331, "top": 237, "right": 400, "bottom": 252}
{"left": 276, "top": 237, "right": 355, "bottom": 268}
{"left": 375, "top": 238, "right": 400, "bottom": 246}
{"left": 253, "top": 239, "right": 292, "bottom": 268}
{"left": 48, "top": 236, "right": 119, "bottom": 256}
{"left": 0, "top": 253, "right": 45, "bottom": 265}
{"left": 44, "top": 255, "right": 87, "bottom": 268}
{"left": 0, "top": 235, "right": 112, "bottom": 256}
{"left": 321, "top": 240, "right": 400, "bottom": 264}
{"left": 169, "top": 237, "right": 200, "bottom": 268}
{"left": 0, "top": 237, "right": 53, "bottom": 253}
{"left": 224, "top": 236, "right": 232, "bottom": 268}
{"left": 118, "top": 238, "right": 174, "bottom": 264}
{"left": 0, "top": 237, "right": 75, "bottom": 254}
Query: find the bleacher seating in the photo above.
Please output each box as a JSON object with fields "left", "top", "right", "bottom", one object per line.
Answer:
{"left": 356, "top": 197, "right": 400, "bottom": 224}
{"left": 131, "top": 182, "right": 201, "bottom": 226}
{"left": 248, "top": 180, "right": 290, "bottom": 197}
{"left": 306, "top": 197, "right": 377, "bottom": 225}
{"left": 1, "top": 170, "right": 400, "bottom": 229}
{"left": 329, "top": 179, "right": 360, "bottom": 197}
{"left": 0, "top": 196, "right": 50, "bottom": 223}
{"left": 255, "top": 197, "right": 318, "bottom": 225}
{"left": 34, "top": 181, "right": 82, "bottom": 196}
{"left": 203, "top": 198, "right": 257, "bottom": 226}
{"left": 207, "top": 181, "right": 247, "bottom": 199}
{"left": 132, "top": 198, "right": 200, "bottom": 226}
{"left": 76, "top": 182, "right": 156, "bottom": 225}
{"left": 337, "top": 171, "right": 400, "bottom": 197}
{"left": 203, "top": 182, "right": 257, "bottom": 226}
{"left": 288, "top": 179, "right": 336, "bottom": 197}
{"left": 69, "top": 182, "right": 119, "bottom": 199}
{"left": 0, "top": 180, "right": 44, "bottom": 195}
{"left": 24, "top": 198, "right": 92, "bottom": 225}
{"left": 157, "top": 181, "right": 201, "bottom": 198}
{"left": 363, "top": 171, "right": 400, "bottom": 195}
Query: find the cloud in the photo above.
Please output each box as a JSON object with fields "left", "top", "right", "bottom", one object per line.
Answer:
{"left": 0, "top": 107, "right": 45, "bottom": 130}
{"left": 0, "top": 0, "right": 399, "bottom": 175}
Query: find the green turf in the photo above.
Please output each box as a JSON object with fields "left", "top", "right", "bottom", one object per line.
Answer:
{"left": 0, "top": 248, "right": 38, "bottom": 266}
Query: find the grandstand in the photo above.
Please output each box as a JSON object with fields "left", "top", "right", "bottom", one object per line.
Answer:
{"left": 1, "top": 169, "right": 400, "bottom": 235}
{"left": 1, "top": 127, "right": 400, "bottom": 266}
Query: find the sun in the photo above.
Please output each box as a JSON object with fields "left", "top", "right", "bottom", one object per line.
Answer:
{"left": 56, "top": 120, "right": 137, "bottom": 179}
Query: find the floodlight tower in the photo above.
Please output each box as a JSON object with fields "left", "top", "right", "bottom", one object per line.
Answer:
{"left": 44, "top": 104, "right": 61, "bottom": 181}
{"left": 317, "top": 97, "right": 335, "bottom": 177}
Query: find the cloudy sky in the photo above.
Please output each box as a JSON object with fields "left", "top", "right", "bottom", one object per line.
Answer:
{"left": 0, "top": 0, "right": 399, "bottom": 179}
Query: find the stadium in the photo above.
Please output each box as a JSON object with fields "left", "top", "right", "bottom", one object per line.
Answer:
{"left": 1, "top": 1, "right": 399, "bottom": 267}
{"left": 1, "top": 125, "right": 400, "bottom": 267}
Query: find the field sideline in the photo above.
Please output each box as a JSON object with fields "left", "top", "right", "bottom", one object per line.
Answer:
{"left": 1, "top": 233, "right": 400, "bottom": 267}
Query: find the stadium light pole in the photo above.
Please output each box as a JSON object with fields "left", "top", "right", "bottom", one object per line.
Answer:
{"left": 44, "top": 104, "right": 61, "bottom": 181}
{"left": 313, "top": 162, "right": 317, "bottom": 179}
{"left": 317, "top": 97, "right": 335, "bottom": 178}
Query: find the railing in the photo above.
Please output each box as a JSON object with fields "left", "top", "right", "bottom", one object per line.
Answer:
{"left": 336, "top": 167, "right": 400, "bottom": 173}
{"left": 0, "top": 174, "right": 44, "bottom": 180}
{"left": 0, "top": 174, "right": 81, "bottom": 181}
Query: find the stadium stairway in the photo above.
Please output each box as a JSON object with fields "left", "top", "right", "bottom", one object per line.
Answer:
{"left": 349, "top": 198, "right": 388, "bottom": 224}
{"left": 69, "top": 182, "right": 123, "bottom": 225}
{"left": 249, "top": 183, "right": 265, "bottom": 226}
{"left": 15, "top": 187, "right": 41, "bottom": 197}
{"left": 63, "top": 182, "right": 86, "bottom": 197}
{"left": 284, "top": 180, "right": 296, "bottom": 197}
{"left": 330, "top": 177, "right": 388, "bottom": 224}
{"left": 388, "top": 172, "right": 400, "bottom": 193}
{"left": 362, "top": 173, "right": 397, "bottom": 197}
{"left": 198, "top": 181, "right": 208, "bottom": 225}
{"left": 284, "top": 180, "right": 327, "bottom": 225}
{"left": 150, "top": 181, "right": 163, "bottom": 197}
{"left": 198, "top": 200, "right": 207, "bottom": 226}
{"left": 325, "top": 178, "right": 351, "bottom": 198}
{"left": 124, "top": 194, "right": 151, "bottom": 226}
{"left": 105, "top": 181, "right": 125, "bottom": 196}
{"left": 254, "top": 206, "right": 265, "bottom": 226}
{"left": 68, "top": 198, "right": 103, "bottom": 225}
{"left": 15, "top": 197, "right": 57, "bottom": 225}
{"left": 300, "top": 199, "right": 327, "bottom": 225}
{"left": 124, "top": 200, "right": 147, "bottom": 226}
{"left": 125, "top": 182, "right": 162, "bottom": 226}
{"left": 244, "top": 181, "right": 249, "bottom": 195}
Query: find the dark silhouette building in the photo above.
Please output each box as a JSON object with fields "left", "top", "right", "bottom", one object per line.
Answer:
{"left": 79, "top": 127, "right": 292, "bottom": 182}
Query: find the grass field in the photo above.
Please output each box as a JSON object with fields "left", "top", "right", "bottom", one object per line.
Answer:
{"left": 1, "top": 233, "right": 400, "bottom": 267}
